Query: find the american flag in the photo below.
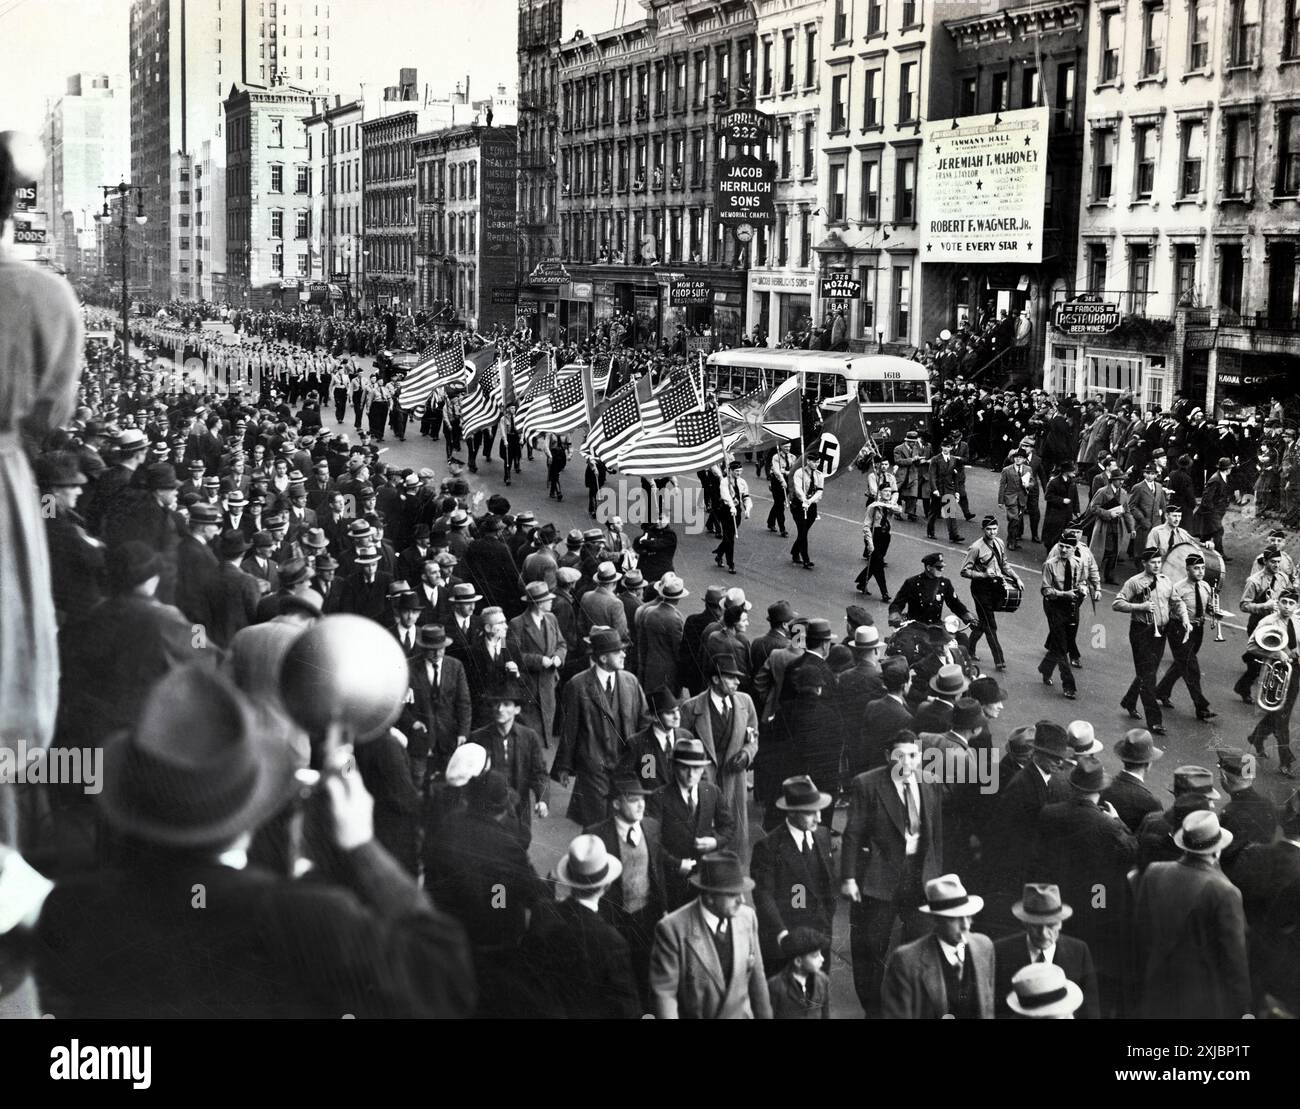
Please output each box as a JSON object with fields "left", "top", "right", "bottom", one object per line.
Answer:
{"left": 584, "top": 376, "right": 649, "bottom": 463}
{"left": 459, "top": 352, "right": 503, "bottom": 437}
{"left": 617, "top": 407, "right": 725, "bottom": 477}
{"left": 398, "top": 334, "right": 469, "bottom": 409}
{"left": 508, "top": 349, "right": 544, "bottom": 407}
{"left": 520, "top": 364, "right": 585, "bottom": 440}
{"left": 641, "top": 369, "right": 702, "bottom": 433}
{"left": 591, "top": 353, "right": 614, "bottom": 397}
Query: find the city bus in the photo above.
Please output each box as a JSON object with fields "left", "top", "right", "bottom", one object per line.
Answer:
{"left": 705, "top": 348, "right": 932, "bottom": 453}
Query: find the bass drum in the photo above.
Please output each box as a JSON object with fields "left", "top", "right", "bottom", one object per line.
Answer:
{"left": 995, "top": 580, "right": 1024, "bottom": 613}
{"left": 1163, "top": 541, "right": 1224, "bottom": 589}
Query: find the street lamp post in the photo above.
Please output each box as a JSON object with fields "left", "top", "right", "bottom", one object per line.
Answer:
{"left": 97, "top": 181, "right": 147, "bottom": 361}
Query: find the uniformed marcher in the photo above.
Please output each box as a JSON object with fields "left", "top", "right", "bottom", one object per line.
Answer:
{"left": 1115, "top": 547, "right": 1188, "bottom": 736}
{"left": 1038, "top": 528, "right": 1099, "bottom": 699}
{"left": 960, "top": 516, "right": 1022, "bottom": 672}
{"left": 1152, "top": 551, "right": 1217, "bottom": 721}
{"left": 889, "top": 552, "right": 977, "bottom": 629}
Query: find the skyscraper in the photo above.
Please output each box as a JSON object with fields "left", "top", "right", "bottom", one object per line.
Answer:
{"left": 129, "top": 0, "right": 334, "bottom": 300}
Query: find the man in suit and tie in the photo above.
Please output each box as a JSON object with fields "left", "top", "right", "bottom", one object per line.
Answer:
{"left": 205, "top": 529, "right": 263, "bottom": 648}
{"left": 993, "top": 883, "right": 1100, "bottom": 1019}
{"left": 1230, "top": 790, "right": 1300, "bottom": 1012}
{"left": 554, "top": 627, "right": 652, "bottom": 827}
{"left": 647, "top": 737, "right": 736, "bottom": 910}
{"left": 680, "top": 651, "right": 760, "bottom": 864}
{"left": 620, "top": 686, "right": 693, "bottom": 791}
{"left": 858, "top": 658, "right": 915, "bottom": 773}
{"left": 444, "top": 581, "right": 483, "bottom": 662}
{"left": 465, "top": 606, "right": 526, "bottom": 729}
{"left": 587, "top": 776, "right": 669, "bottom": 1009}
{"left": 399, "top": 624, "right": 472, "bottom": 788}
{"left": 1100, "top": 729, "right": 1164, "bottom": 833}
{"left": 842, "top": 729, "right": 944, "bottom": 1017}
{"left": 750, "top": 775, "right": 837, "bottom": 972}
{"left": 507, "top": 580, "right": 567, "bottom": 747}
{"left": 996, "top": 448, "right": 1032, "bottom": 550}
{"left": 470, "top": 678, "right": 549, "bottom": 841}
{"left": 650, "top": 850, "right": 772, "bottom": 1019}
{"left": 240, "top": 531, "right": 280, "bottom": 595}
{"left": 926, "top": 438, "right": 967, "bottom": 545}
{"left": 882, "top": 873, "right": 996, "bottom": 1019}
{"left": 1128, "top": 462, "right": 1168, "bottom": 564}
{"left": 767, "top": 927, "right": 831, "bottom": 1019}
{"left": 389, "top": 592, "right": 425, "bottom": 658}
{"left": 634, "top": 572, "right": 688, "bottom": 695}
{"left": 335, "top": 543, "right": 392, "bottom": 623}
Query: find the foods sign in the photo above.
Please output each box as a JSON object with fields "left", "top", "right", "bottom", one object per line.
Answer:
{"left": 920, "top": 106, "right": 1049, "bottom": 265}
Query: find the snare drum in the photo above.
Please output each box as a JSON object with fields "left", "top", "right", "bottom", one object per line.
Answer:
{"left": 995, "top": 580, "right": 1024, "bottom": 613}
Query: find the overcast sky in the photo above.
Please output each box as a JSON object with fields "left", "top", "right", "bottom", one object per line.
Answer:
{"left": 0, "top": 0, "right": 618, "bottom": 135}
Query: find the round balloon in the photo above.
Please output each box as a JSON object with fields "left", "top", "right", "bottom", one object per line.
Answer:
{"left": 279, "top": 615, "right": 408, "bottom": 742}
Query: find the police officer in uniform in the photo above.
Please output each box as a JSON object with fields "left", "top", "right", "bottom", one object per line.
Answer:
{"left": 960, "top": 516, "right": 1022, "bottom": 673}
{"left": 888, "top": 552, "right": 977, "bottom": 629}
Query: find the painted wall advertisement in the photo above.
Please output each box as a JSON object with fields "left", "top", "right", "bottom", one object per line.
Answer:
{"left": 480, "top": 135, "right": 517, "bottom": 258}
{"left": 919, "top": 106, "right": 1049, "bottom": 265}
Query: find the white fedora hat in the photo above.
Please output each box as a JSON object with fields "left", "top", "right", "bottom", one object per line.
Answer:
{"left": 1006, "top": 963, "right": 1084, "bottom": 1019}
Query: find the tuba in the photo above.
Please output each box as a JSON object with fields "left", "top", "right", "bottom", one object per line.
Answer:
{"left": 1251, "top": 622, "right": 1293, "bottom": 712}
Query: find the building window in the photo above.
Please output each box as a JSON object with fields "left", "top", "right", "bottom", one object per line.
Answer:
{"left": 272, "top": 246, "right": 284, "bottom": 276}
{"left": 801, "top": 120, "right": 814, "bottom": 177}
{"left": 902, "top": 0, "right": 918, "bottom": 27}
{"left": 867, "top": 0, "right": 883, "bottom": 35}
{"left": 829, "top": 160, "right": 847, "bottom": 222}
{"left": 692, "top": 52, "right": 707, "bottom": 108}
{"left": 1100, "top": 9, "right": 1120, "bottom": 82}
{"left": 864, "top": 70, "right": 881, "bottom": 128}
{"left": 898, "top": 61, "right": 917, "bottom": 123}
{"left": 798, "top": 209, "right": 811, "bottom": 267}
{"left": 297, "top": 253, "right": 309, "bottom": 276}
{"left": 833, "top": 0, "right": 848, "bottom": 43}
{"left": 776, "top": 208, "right": 788, "bottom": 266}
{"left": 271, "top": 164, "right": 284, "bottom": 192}
{"left": 295, "top": 210, "right": 309, "bottom": 238}
{"left": 958, "top": 76, "right": 977, "bottom": 117}
{"left": 780, "top": 120, "right": 792, "bottom": 178}
{"left": 1141, "top": 2, "right": 1166, "bottom": 77}
{"left": 296, "top": 165, "right": 309, "bottom": 193}
{"left": 831, "top": 74, "right": 848, "bottom": 132}
{"left": 1021, "top": 66, "right": 1039, "bottom": 108}
{"left": 1278, "top": 112, "right": 1300, "bottom": 196}
{"left": 1087, "top": 243, "right": 1107, "bottom": 293}
{"left": 892, "top": 264, "right": 911, "bottom": 339}
{"left": 761, "top": 38, "right": 773, "bottom": 96}
{"left": 674, "top": 57, "right": 686, "bottom": 110}
{"left": 1219, "top": 243, "right": 1244, "bottom": 313}
{"left": 1134, "top": 124, "right": 1157, "bottom": 199}
{"left": 1187, "top": 0, "right": 1210, "bottom": 68}
{"left": 1179, "top": 120, "right": 1204, "bottom": 197}
{"left": 1128, "top": 244, "right": 1151, "bottom": 315}
{"left": 269, "top": 117, "right": 283, "bottom": 147}
{"left": 1093, "top": 129, "right": 1115, "bottom": 200}
{"left": 1055, "top": 64, "right": 1076, "bottom": 131}
{"left": 895, "top": 156, "right": 916, "bottom": 222}
{"left": 861, "top": 154, "right": 880, "bottom": 221}
{"left": 858, "top": 263, "right": 877, "bottom": 333}
{"left": 1230, "top": 0, "right": 1259, "bottom": 66}
{"left": 991, "top": 72, "right": 1008, "bottom": 112}
{"left": 1286, "top": 0, "right": 1300, "bottom": 58}
{"left": 782, "top": 31, "right": 795, "bottom": 92}
{"left": 1224, "top": 116, "right": 1253, "bottom": 197}
{"left": 691, "top": 131, "right": 705, "bottom": 185}
{"left": 1175, "top": 244, "right": 1197, "bottom": 306}
{"left": 804, "top": 26, "right": 817, "bottom": 88}
{"left": 271, "top": 209, "right": 284, "bottom": 238}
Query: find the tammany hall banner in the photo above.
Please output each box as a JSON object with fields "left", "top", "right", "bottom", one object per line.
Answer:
{"left": 920, "top": 106, "right": 1049, "bottom": 265}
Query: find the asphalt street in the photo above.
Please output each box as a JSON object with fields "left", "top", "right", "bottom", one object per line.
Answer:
{"left": 197, "top": 322, "right": 1292, "bottom": 1016}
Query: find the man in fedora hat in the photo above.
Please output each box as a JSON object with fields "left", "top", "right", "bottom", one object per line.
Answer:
{"left": 1004, "top": 963, "right": 1086, "bottom": 1019}
{"left": 749, "top": 599, "right": 799, "bottom": 678}
{"left": 32, "top": 665, "right": 475, "bottom": 1018}
{"left": 1231, "top": 789, "right": 1300, "bottom": 1012}
{"left": 620, "top": 686, "right": 694, "bottom": 791}
{"left": 204, "top": 529, "right": 262, "bottom": 647}
{"left": 681, "top": 651, "right": 761, "bottom": 863}
{"left": 103, "top": 460, "right": 186, "bottom": 603}
{"left": 767, "top": 927, "right": 831, "bottom": 1019}
{"left": 750, "top": 775, "right": 837, "bottom": 971}
{"left": 857, "top": 658, "right": 915, "bottom": 774}
{"left": 1136, "top": 765, "right": 1221, "bottom": 873}
{"left": 465, "top": 606, "right": 526, "bottom": 730}
{"left": 444, "top": 580, "right": 483, "bottom": 661}
{"left": 634, "top": 572, "right": 688, "bottom": 695}
{"left": 240, "top": 531, "right": 281, "bottom": 596}
{"left": 648, "top": 736, "right": 736, "bottom": 910}
{"left": 1100, "top": 729, "right": 1164, "bottom": 833}
{"left": 1134, "top": 810, "right": 1251, "bottom": 1018}
{"left": 650, "top": 850, "right": 772, "bottom": 1019}
{"left": 336, "top": 542, "right": 392, "bottom": 623}
{"left": 1217, "top": 748, "right": 1278, "bottom": 870}
{"left": 882, "top": 873, "right": 996, "bottom": 1019}
{"left": 586, "top": 775, "right": 669, "bottom": 1006}
{"left": 841, "top": 728, "right": 944, "bottom": 1016}
{"left": 507, "top": 579, "right": 566, "bottom": 747}
{"left": 994, "top": 883, "right": 1100, "bottom": 1019}
{"left": 554, "top": 626, "right": 651, "bottom": 827}
{"left": 462, "top": 514, "right": 526, "bottom": 620}
{"left": 835, "top": 628, "right": 886, "bottom": 757}
{"left": 921, "top": 695, "right": 987, "bottom": 876}
{"left": 1032, "top": 755, "right": 1137, "bottom": 1016}
{"left": 399, "top": 624, "right": 472, "bottom": 788}
{"left": 520, "top": 835, "right": 640, "bottom": 1019}
{"left": 254, "top": 556, "right": 318, "bottom": 624}
{"left": 470, "top": 677, "right": 549, "bottom": 840}
{"left": 579, "top": 560, "right": 629, "bottom": 642}
{"left": 632, "top": 514, "right": 679, "bottom": 587}
{"left": 37, "top": 450, "right": 105, "bottom": 623}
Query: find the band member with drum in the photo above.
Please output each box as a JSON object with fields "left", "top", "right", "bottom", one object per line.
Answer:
{"left": 1145, "top": 504, "right": 1198, "bottom": 558}
{"left": 1038, "top": 528, "right": 1099, "bottom": 700}
{"left": 960, "top": 516, "right": 1023, "bottom": 673}
{"left": 1234, "top": 547, "right": 1294, "bottom": 703}
{"left": 888, "top": 552, "right": 977, "bottom": 629}
{"left": 1115, "top": 547, "right": 1188, "bottom": 737}
{"left": 1245, "top": 586, "right": 1300, "bottom": 778}
{"left": 1153, "top": 552, "right": 1218, "bottom": 722}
